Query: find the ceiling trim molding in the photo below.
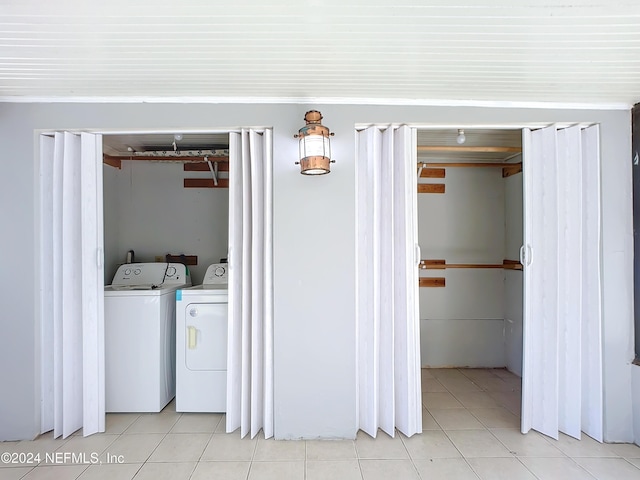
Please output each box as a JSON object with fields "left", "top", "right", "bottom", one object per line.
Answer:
{"left": 0, "top": 95, "right": 631, "bottom": 111}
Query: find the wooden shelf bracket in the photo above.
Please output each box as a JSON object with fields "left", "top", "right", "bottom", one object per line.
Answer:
{"left": 417, "top": 163, "right": 446, "bottom": 178}
{"left": 417, "top": 183, "right": 445, "bottom": 194}
{"left": 502, "top": 163, "right": 523, "bottom": 178}
{"left": 419, "top": 277, "right": 446, "bottom": 288}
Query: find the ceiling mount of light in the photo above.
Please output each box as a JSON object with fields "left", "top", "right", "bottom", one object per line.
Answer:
{"left": 173, "top": 133, "right": 183, "bottom": 151}
{"left": 456, "top": 129, "right": 466, "bottom": 144}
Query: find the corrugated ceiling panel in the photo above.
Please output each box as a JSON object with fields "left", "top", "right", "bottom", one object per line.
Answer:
{"left": 0, "top": 0, "right": 639, "bottom": 103}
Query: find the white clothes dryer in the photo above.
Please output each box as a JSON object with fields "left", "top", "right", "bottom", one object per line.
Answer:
{"left": 176, "top": 263, "right": 228, "bottom": 413}
{"left": 105, "top": 262, "right": 191, "bottom": 413}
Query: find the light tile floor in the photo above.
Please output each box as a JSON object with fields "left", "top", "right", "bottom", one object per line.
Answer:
{"left": 2, "top": 368, "right": 639, "bottom": 480}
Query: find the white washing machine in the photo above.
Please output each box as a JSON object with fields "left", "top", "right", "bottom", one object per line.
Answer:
{"left": 176, "top": 263, "right": 228, "bottom": 412}
{"left": 105, "top": 262, "right": 191, "bottom": 412}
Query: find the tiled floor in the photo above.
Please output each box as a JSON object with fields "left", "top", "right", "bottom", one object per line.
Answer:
{"left": 2, "top": 368, "right": 640, "bottom": 479}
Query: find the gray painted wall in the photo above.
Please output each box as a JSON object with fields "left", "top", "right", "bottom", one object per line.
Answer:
{"left": 0, "top": 102, "right": 633, "bottom": 443}
{"left": 633, "top": 365, "right": 640, "bottom": 445}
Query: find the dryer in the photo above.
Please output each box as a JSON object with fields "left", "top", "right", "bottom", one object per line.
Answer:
{"left": 104, "top": 262, "right": 191, "bottom": 412}
{"left": 176, "top": 263, "right": 228, "bottom": 412}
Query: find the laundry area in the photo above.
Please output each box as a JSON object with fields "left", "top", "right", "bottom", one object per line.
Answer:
{"left": 416, "top": 128, "right": 524, "bottom": 376}
{"left": 97, "top": 127, "right": 525, "bottom": 423}
{"left": 101, "top": 133, "right": 231, "bottom": 414}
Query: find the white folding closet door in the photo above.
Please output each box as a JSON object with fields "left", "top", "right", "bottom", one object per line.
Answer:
{"left": 356, "top": 127, "right": 380, "bottom": 438}
{"left": 522, "top": 126, "right": 559, "bottom": 439}
{"left": 59, "top": 132, "right": 84, "bottom": 438}
{"left": 392, "top": 127, "right": 421, "bottom": 435}
{"left": 80, "top": 133, "right": 105, "bottom": 437}
{"left": 40, "top": 132, "right": 105, "bottom": 439}
{"left": 556, "top": 127, "right": 583, "bottom": 438}
{"left": 580, "top": 126, "right": 604, "bottom": 442}
{"left": 356, "top": 125, "right": 421, "bottom": 438}
{"left": 226, "top": 129, "right": 274, "bottom": 440}
{"left": 226, "top": 131, "right": 244, "bottom": 435}
{"left": 521, "top": 125, "right": 603, "bottom": 442}
{"left": 40, "top": 135, "right": 55, "bottom": 433}
{"left": 378, "top": 128, "right": 395, "bottom": 436}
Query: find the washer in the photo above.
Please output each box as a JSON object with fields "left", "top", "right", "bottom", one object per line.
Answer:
{"left": 176, "top": 263, "right": 228, "bottom": 412}
{"left": 105, "top": 262, "right": 191, "bottom": 413}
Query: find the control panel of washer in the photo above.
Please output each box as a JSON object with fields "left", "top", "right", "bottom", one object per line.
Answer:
{"left": 202, "top": 263, "right": 228, "bottom": 285}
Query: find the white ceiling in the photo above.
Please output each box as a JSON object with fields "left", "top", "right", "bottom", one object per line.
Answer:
{"left": 2, "top": 0, "right": 640, "bottom": 106}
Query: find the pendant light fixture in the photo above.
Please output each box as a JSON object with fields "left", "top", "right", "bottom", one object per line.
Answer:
{"left": 456, "top": 129, "right": 466, "bottom": 144}
{"left": 294, "top": 110, "right": 335, "bottom": 175}
{"left": 173, "top": 133, "right": 183, "bottom": 152}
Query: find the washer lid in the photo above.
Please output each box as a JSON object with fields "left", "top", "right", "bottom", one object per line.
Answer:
{"left": 104, "top": 285, "right": 170, "bottom": 296}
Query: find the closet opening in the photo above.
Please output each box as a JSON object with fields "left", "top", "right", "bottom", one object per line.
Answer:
{"left": 417, "top": 127, "right": 524, "bottom": 416}
{"left": 415, "top": 125, "right": 604, "bottom": 442}
{"left": 40, "top": 127, "right": 274, "bottom": 438}
{"left": 102, "top": 132, "right": 231, "bottom": 415}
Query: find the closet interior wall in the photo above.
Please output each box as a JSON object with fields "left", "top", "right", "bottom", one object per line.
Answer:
{"left": 418, "top": 139, "right": 523, "bottom": 374}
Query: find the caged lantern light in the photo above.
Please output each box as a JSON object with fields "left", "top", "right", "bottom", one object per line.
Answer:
{"left": 294, "top": 110, "right": 335, "bottom": 175}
